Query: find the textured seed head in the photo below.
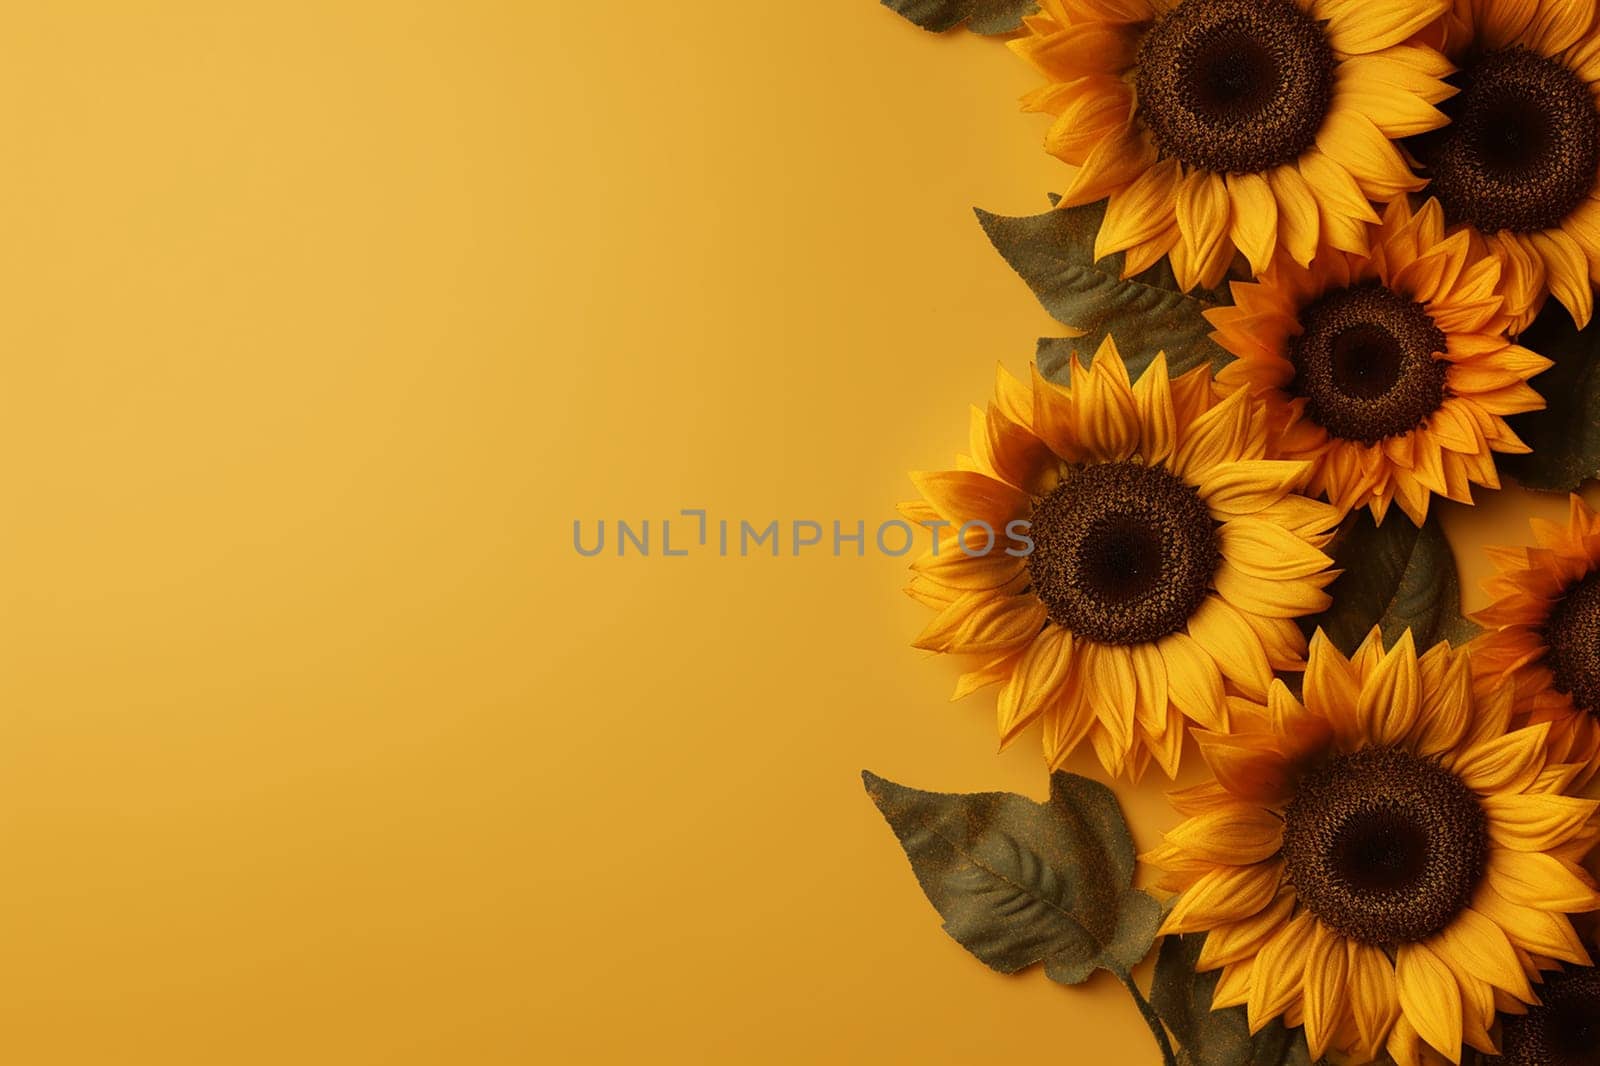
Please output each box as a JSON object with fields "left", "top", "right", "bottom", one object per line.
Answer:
{"left": 1289, "top": 282, "right": 1449, "bottom": 445}
{"left": 1136, "top": 0, "right": 1334, "bottom": 173}
{"left": 1027, "top": 460, "right": 1219, "bottom": 645}
{"left": 1283, "top": 747, "right": 1487, "bottom": 945}
{"left": 1495, "top": 965, "right": 1600, "bottom": 1066}
{"left": 1426, "top": 47, "right": 1600, "bottom": 234}
{"left": 1544, "top": 570, "right": 1600, "bottom": 722}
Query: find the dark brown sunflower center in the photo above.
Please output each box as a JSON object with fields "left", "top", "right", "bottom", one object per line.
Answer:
{"left": 1026, "top": 461, "right": 1219, "bottom": 645}
{"left": 1135, "top": 0, "right": 1334, "bottom": 173}
{"left": 1425, "top": 47, "right": 1600, "bottom": 234}
{"left": 1544, "top": 570, "right": 1600, "bottom": 721}
{"left": 1282, "top": 747, "right": 1487, "bottom": 945}
{"left": 1288, "top": 282, "right": 1449, "bottom": 445}
{"left": 1496, "top": 966, "right": 1600, "bottom": 1066}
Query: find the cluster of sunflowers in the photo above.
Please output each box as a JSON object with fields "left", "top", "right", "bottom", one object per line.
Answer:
{"left": 868, "top": 0, "right": 1600, "bottom": 1064}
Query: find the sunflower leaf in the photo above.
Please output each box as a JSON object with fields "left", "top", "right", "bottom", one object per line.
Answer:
{"left": 1500, "top": 303, "right": 1600, "bottom": 491}
{"left": 1151, "top": 934, "right": 1321, "bottom": 1066}
{"left": 861, "top": 769, "right": 1160, "bottom": 982}
{"left": 1301, "top": 510, "right": 1479, "bottom": 655}
{"left": 976, "top": 199, "right": 1233, "bottom": 382}
{"left": 877, "top": 0, "right": 1038, "bottom": 34}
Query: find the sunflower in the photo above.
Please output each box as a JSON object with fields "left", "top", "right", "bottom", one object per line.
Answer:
{"left": 1470, "top": 494, "right": 1600, "bottom": 785}
{"left": 1210, "top": 196, "right": 1550, "bottom": 525}
{"left": 1491, "top": 955, "right": 1600, "bottom": 1064}
{"left": 902, "top": 337, "right": 1339, "bottom": 781}
{"left": 1417, "top": 0, "right": 1600, "bottom": 331}
{"left": 1146, "top": 629, "right": 1600, "bottom": 1065}
{"left": 1008, "top": 0, "right": 1455, "bottom": 291}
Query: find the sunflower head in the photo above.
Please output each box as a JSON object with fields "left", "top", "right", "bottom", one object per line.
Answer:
{"left": 1010, "top": 0, "right": 1454, "bottom": 290}
{"left": 903, "top": 337, "right": 1338, "bottom": 781}
{"left": 1472, "top": 494, "right": 1600, "bottom": 786}
{"left": 1147, "top": 628, "right": 1600, "bottom": 1064}
{"left": 1494, "top": 959, "right": 1600, "bottom": 1065}
{"left": 1415, "top": 0, "right": 1600, "bottom": 330}
{"left": 1211, "top": 196, "right": 1550, "bottom": 524}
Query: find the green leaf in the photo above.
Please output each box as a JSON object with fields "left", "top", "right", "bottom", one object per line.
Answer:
{"left": 1301, "top": 509, "right": 1480, "bottom": 655}
{"left": 862, "top": 769, "right": 1161, "bottom": 983}
{"left": 878, "top": 0, "right": 1038, "bottom": 34}
{"left": 1151, "top": 934, "right": 1318, "bottom": 1066}
{"left": 1500, "top": 303, "right": 1600, "bottom": 491}
{"left": 976, "top": 199, "right": 1233, "bottom": 382}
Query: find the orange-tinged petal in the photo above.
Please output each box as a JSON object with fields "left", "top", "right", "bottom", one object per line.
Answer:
{"left": 1195, "top": 731, "right": 1295, "bottom": 806}
{"left": 1304, "top": 629, "right": 1360, "bottom": 734}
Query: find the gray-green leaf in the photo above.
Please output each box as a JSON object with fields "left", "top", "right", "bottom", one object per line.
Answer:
{"left": 977, "top": 199, "right": 1233, "bottom": 382}
{"left": 1301, "top": 510, "right": 1480, "bottom": 655}
{"left": 862, "top": 769, "right": 1161, "bottom": 983}
{"left": 1151, "top": 934, "right": 1319, "bottom": 1066}
{"left": 878, "top": 0, "right": 1038, "bottom": 34}
{"left": 1501, "top": 304, "right": 1600, "bottom": 492}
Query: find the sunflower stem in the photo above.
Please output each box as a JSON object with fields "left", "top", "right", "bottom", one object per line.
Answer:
{"left": 1116, "top": 971, "right": 1179, "bottom": 1066}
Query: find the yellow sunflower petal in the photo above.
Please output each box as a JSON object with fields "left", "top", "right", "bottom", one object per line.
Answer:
{"left": 1395, "top": 941, "right": 1463, "bottom": 1062}
{"left": 1302, "top": 920, "right": 1350, "bottom": 1059}
{"left": 1247, "top": 911, "right": 1316, "bottom": 1031}
{"left": 1085, "top": 640, "right": 1137, "bottom": 754}
{"left": 1159, "top": 630, "right": 1228, "bottom": 730}
{"left": 1215, "top": 560, "right": 1333, "bottom": 618}
{"left": 1175, "top": 170, "right": 1234, "bottom": 291}
{"left": 1226, "top": 173, "right": 1277, "bottom": 277}
{"left": 1095, "top": 158, "right": 1182, "bottom": 261}
{"left": 1482, "top": 792, "right": 1600, "bottom": 852}
{"left": 1347, "top": 940, "right": 1402, "bottom": 1062}
{"left": 1530, "top": 228, "right": 1594, "bottom": 328}
{"left": 910, "top": 469, "right": 1028, "bottom": 528}
{"left": 996, "top": 627, "right": 1075, "bottom": 747}
{"left": 1448, "top": 723, "right": 1551, "bottom": 794}
{"left": 1196, "top": 890, "right": 1296, "bottom": 969}
{"left": 1266, "top": 165, "right": 1321, "bottom": 268}
{"left": 1216, "top": 517, "right": 1333, "bottom": 581}
{"left": 1356, "top": 629, "right": 1420, "bottom": 746}
{"left": 1161, "top": 806, "right": 1284, "bottom": 867}
{"left": 1430, "top": 907, "right": 1533, "bottom": 1002}
{"left": 1486, "top": 847, "right": 1600, "bottom": 912}
{"left": 1131, "top": 351, "right": 1176, "bottom": 464}
{"left": 1313, "top": 0, "right": 1449, "bottom": 55}
{"left": 1161, "top": 860, "right": 1283, "bottom": 936}
{"left": 1197, "top": 460, "right": 1310, "bottom": 517}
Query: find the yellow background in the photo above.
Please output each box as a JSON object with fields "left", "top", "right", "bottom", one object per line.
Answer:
{"left": 0, "top": 3, "right": 1586, "bottom": 1063}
